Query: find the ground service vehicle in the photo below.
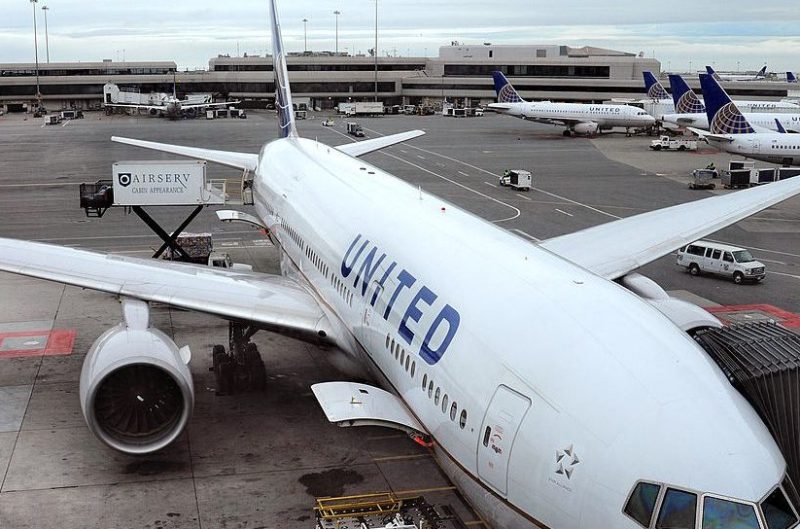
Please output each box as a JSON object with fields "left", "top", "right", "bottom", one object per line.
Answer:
{"left": 346, "top": 122, "right": 365, "bottom": 137}
{"left": 677, "top": 240, "right": 766, "bottom": 283}
{"left": 499, "top": 169, "right": 532, "bottom": 191}
{"left": 650, "top": 136, "right": 697, "bottom": 151}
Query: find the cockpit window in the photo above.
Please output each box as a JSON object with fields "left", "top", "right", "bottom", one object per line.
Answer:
{"left": 761, "top": 487, "right": 799, "bottom": 529}
{"left": 657, "top": 488, "right": 698, "bottom": 529}
{"left": 702, "top": 497, "right": 759, "bottom": 529}
{"left": 625, "top": 482, "right": 661, "bottom": 528}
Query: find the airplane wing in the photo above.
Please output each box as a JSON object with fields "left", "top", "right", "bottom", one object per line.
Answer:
{"left": 538, "top": 176, "right": 800, "bottom": 280}
{"left": 0, "top": 238, "right": 331, "bottom": 342}
{"left": 180, "top": 100, "right": 241, "bottom": 110}
{"left": 687, "top": 127, "right": 734, "bottom": 143}
{"left": 336, "top": 130, "right": 425, "bottom": 157}
{"left": 111, "top": 136, "right": 259, "bottom": 171}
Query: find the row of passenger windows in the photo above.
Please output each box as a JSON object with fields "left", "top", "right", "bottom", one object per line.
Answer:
{"left": 278, "top": 218, "right": 304, "bottom": 251}
{"left": 624, "top": 481, "right": 798, "bottom": 529}
{"left": 305, "top": 246, "right": 330, "bottom": 280}
{"left": 384, "top": 334, "right": 468, "bottom": 430}
{"left": 771, "top": 144, "right": 800, "bottom": 150}
{"left": 332, "top": 275, "right": 353, "bottom": 307}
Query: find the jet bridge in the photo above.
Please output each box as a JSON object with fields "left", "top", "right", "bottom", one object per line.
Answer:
{"left": 694, "top": 322, "right": 800, "bottom": 505}
{"left": 79, "top": 160, "right": 254, "bottom": 262}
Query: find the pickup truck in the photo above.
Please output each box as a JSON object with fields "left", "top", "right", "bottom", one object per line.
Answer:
{"left": 649, "top": 136, "right": 697, "bottom": 151}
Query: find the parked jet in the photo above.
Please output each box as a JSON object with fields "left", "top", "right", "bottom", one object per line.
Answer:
{"left": 489, "top": 71, "right": 655, "bottom": 135}
{"left": 707, "top": 64, "right": 767, "bottom": 82}
{"left": 662, "top": 74, "right": 800, "bottom": 131}
{"left": 690, "top": 73, "right": 800, "bottom": 165}
{"left": 2, "top": 2, "right": 800, "bottom": 529}
{"left": 642, "top": 71, "right": 672, "bottom": 103}
{"left": 103, "top": 82, "right": 237, "bottom": 119}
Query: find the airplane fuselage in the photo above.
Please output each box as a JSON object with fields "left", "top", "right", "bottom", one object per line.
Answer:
{"left": 249, "top": 136, "right": 786, "bottom": 529}
{"left": 489, "top": 102, "right": 655, "bottom": 132}
{"left": 716, "top": 134, "right": 800, "bottom": 165}
{"left": 664, "top": 111, "right": 800, "bottom": 132}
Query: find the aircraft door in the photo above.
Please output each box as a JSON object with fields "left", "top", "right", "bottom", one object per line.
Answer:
{"left": 477, "top": 385, "right": 531, "bottom": 496}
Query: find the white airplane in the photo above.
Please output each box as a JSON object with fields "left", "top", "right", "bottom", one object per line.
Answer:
{"left": 103, "top": 82, "right": 237, "bottom": 119}
{"left": 662, "top": 74, "right": 800, "bottom": 131}
{"left": 2, "top": 2, "right": 800, "bottom": 528}
{"left": 488, "top": 71, "right": 656, "bottom": 136}
{"left": 707, "top": 64, "right": 768, "bottom": 82}
{"left": 690, "top": 73, "right": 800, "bottom": 166}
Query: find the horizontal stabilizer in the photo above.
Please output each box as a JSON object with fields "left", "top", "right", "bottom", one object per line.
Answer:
{"left": 111, "top": 136, "right": 259, "bottom": 171}
{"left": 311, "top": 382, "right": 427, "bottom": 436}
{"left": 687, "top": 127, "right": 734, "bottom": 143}
{"left": 335, "top": 130, "right": 425, "bottom": 157}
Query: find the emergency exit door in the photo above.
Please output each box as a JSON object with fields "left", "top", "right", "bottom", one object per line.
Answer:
{"left": 477, "top": 385, "right": 531, "bottom": 496}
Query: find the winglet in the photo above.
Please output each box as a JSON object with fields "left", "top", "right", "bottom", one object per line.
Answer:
{"left": 643, "top": 71, "right": 669, "bottom": 100}
{"left": 699, "top": 73, "right": 755, "bottom": 135}
{"left": 492, "top": 71, "right": 525, "bottom": 103}
{"left": 269, "top": 0, "right": 298, "bottom": 138}
{"left": 668, "top": 74, "right": 705, "bottom": 114}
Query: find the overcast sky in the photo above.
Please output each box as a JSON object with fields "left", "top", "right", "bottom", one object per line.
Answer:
{"left": 2, "top": 1, "right": 799, "bottom": 73}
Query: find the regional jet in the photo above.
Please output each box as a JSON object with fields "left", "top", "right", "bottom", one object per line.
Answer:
{"left": 488, "top": 71, "right": 655, "bottom": 135}
{"left": 662, "top": 74, "right": 800, "bottom": 131}
{"left": 707, "top": 64, "right": 768, "bottom": 82}
{"left": 2, "top": 2, "right": 800, "bottom": 529}
{"left": 690, "top": 73, "right": 800, "bottom": 165}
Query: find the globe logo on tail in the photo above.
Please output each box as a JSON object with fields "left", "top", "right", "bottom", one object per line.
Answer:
{"left": 710, "top": 102, "right": 755, "bottom": 134}
{"left": 676, "top": 92, "right": 705, "bottom": 114}
{"left": 499, "top": 84, "right": 523, "bottom": 104}
{"left": 647, "top": 83, "right": 669, "bottom": 100}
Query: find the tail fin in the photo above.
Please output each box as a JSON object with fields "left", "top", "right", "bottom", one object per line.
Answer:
{"left": 699, "top": 73, "right": 755, "bottom": 135}
{"left": 643, "top": 71, "right": 669, "bottom": 100}
{"left": 788, "top": 71, "right": 798, "bottom": 83}
{"left": 492, "top": 71, "right": 525, "bottom": 103}
{"left": 269, "top": 0, "right": 298, "bottom": 138}
{"left": 705, "top": 65, "right": 722, "bottom": 82}
{"left": 668, "top": 74, "right": 705, "bottom": 114}
{"left": 755, "top": 65, "right": 767, "bottom": 79}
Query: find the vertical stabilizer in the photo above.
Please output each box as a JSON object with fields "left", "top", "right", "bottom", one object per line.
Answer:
{"left": 706, "top": 65, "right": 722, "bottom": 82}
{"left": 269, "top": 0, "right": 298, "bottom": 138}
{"left": 643, "top": 71, "right": 669, "bottom": 100}
{"left": 788, "top": 72, "right": 798, "bottom": 83}
{"left": 699, "top": 73, "right": 755, "bottom": 135}
{"left": 755, "top": 65, "right": 767, "bottom": 79}
{"left": 492, "top": 71, "right": 525, "bottom": 103}
{"left": 668, "top": 74, "right": 705, "bottom": 114}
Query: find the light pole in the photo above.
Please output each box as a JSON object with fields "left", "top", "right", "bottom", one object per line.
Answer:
{"left": 302, "top": 18, "right": 308, "bottom": 53}
{"left": 30, "top": 0, "right": 41, "bottom": 103}
{"left": 42, "top": 5, "right": 50, "bottom": 63}
{"left": 373, "top": 0, "right": 378, "bottom": 102}
{"left": 333, "top": 10, "right": 340, "bottom": 55}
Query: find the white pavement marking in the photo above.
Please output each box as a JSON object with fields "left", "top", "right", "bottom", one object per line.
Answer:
{"left": 483, "top": 182, "right": 497, "bottom": 188}
{"left": 0, "top": 182, "right": 81, "bottom": 188}
{"left": 327, "top": 126, "right": 520, "bottom": 222}
{"left": 555, "top": 208, "right": 574, "bottom": 217}
{"left": 769, "top": 271, "right": 800, "bottom": 280}
{"left": 516, "top": 193, "right": 532, "bottom": 201}
{"left": 458, "top": 171, "right": 470, "bottom": 177}
{"left": 759, "top": 258, "right": 789, "bottom": 266}
{"left": 513, "top": 229, "right": 542, "bottom": 242}
{"left": 417, "top": 155, "right": 426, "bottom": 160}
{"left": 61, "top": 120, "right": 70, "bottom": 128}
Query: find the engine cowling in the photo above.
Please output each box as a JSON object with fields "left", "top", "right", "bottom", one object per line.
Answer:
{"left": 573, "top": 121, "right": 599, "bottom": 135}
{"left": 79, "top": 302, "right": 193, "bottom": 455}
{"left": 149, "top": 108, "right": 158, "bottom": 116}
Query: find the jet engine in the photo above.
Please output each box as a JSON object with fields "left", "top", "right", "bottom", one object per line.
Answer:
{"left": 573, "top": 121, "right": 599, "bottom": 135}
{"left": 149, "top": 108, "right": 158, "bottom": 116}
{"left": 79, "top": 299, "right": 193, "bottom": 455}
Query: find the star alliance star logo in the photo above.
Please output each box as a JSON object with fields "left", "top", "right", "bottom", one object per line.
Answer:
{"left": 555, "top": 445, "right": 580, "bottom": 479}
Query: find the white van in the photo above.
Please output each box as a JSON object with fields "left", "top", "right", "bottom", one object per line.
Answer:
{"left": 676, "top": 241, "right": 766, "bottom": 284}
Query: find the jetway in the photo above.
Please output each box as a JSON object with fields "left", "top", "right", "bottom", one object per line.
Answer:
{"left": 79, "top": 160, "right": 254, "bottom": 261}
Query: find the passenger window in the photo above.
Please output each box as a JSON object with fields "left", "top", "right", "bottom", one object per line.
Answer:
{"left": 434, "top": 387, "right": 441, "bottom": 405}
{"left": 450, "top": 402, "right": 458, "bottom": 421}
{"left": 422, "top": 373, "right": 427, "bottom": 389}
{"left": 428, "top": 380, "right": 434, "bottom": 398}
{"left": 624, "top": 482, "right": 662, "bottom": 528}
{"left": 723, "top": 252, "right": 734, "bottom": 263}
{"left": 656, "top": 488, "right": 697, "bottom": 529}
{"left": 711, "top": 250, "right": 722, "bottom": 260}
{"left": 410, "top": 361, "right": 416, "bottom": 378}
{"left": 702, "top": 497, "right": 759, "bottom": 529}
{"left": 705, "top": 248, "right": 714, "bottom": 258}
{"left": 761, "top": 487, "right": 799, "bottom": 529}
{"left": 441, "top": 394, "right": 448, "bottom": 413}
{"left": 459, "top": 409, "right": 467, "bottom": 429}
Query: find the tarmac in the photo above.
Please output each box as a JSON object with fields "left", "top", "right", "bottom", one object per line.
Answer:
{"left": 1, "top": 109, "right": 799, "bottom": 528}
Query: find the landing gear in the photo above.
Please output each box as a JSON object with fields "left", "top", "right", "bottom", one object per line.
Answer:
{"left": 211, "top": 321, "right": 267, "bottom": 395}
{"left": 562, "top": 129, "right": 572, "bottom": 137}
{"left": 625, "top": 127, "right": 632, "bottom": 138}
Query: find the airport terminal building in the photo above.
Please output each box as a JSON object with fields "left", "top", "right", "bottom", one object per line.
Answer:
{"left": 0, "top": 44, "right": 795, "bottom": 111}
